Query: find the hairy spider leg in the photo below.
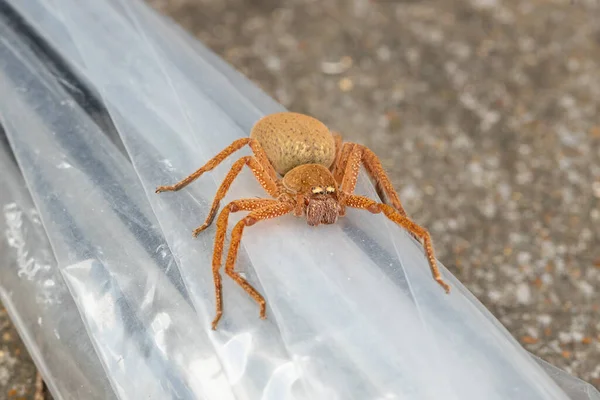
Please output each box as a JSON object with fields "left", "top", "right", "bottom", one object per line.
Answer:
{"left": 192, "top": 156, "right": 280, "bottom": 237}
{"left": 332, "top": 131, "right": 343, "bottom": 170}
{"left": 222, "top": 202, "right": 294, "bottom": 327}
{"left": 155, "top": 137, "right": 278, "bottom": 193}
{"left": 337, "top": 142, "right": 410, "bottom": 217}
{"left": 210, "top": 198, "right": 279, "bottom": 329}
{"left": 343, "top": 194, "right": 451, "bottom": 293}
{"left": 339, "top": 143, "right": 363, "bottom": 193}
{"left": 332, "top": 140, "right": 353, "bottom": 184}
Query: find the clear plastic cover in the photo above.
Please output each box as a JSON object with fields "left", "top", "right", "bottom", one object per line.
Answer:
{"left": 2, "top": 0, "right": 599, "bottom": 399}
{"left": 534, "top": 356, "right": 600, "bottom": 400}
{"left": 0, "top": 137, "right": 115, "bottom": 400}
{"left": 0, "top": 6, "right": 234, "bottom": 399}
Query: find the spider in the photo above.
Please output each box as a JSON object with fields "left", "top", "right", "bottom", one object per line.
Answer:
{"left": 156, "top": 111, "right": 450, "bottom": 329}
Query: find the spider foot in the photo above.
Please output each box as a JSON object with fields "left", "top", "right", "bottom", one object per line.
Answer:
{"left": 436, "top": 278, "right": 451, "bottom": 294}
{"left": 211, "top": 312, "right": 223, "bottom": 330}
{"left": 192, "top": 224, "right": 209, "bottom": 237}
{"left": 155, "top": 185, "right": 174, "bottom": 194}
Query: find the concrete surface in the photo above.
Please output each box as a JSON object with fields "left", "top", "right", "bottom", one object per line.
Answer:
{"left": 2, "top": 0, "right": 599, "bottom": 396}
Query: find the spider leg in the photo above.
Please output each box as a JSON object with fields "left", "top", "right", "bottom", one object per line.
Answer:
{"left": 337, "top": 142, "right": 410, "bottom": 217}
{"left": 339, "top": 143, "right": 362, "bottom": 193}
{"left": 210, "top": 198, "right": 279, "bottom": 329}
{"left": 192, "top": 156, "right": 279, "bottom": 237}
{"left": 342, "top": 194, "right": 451, "bottom": 293}
{"left": 155, "top": 138, "right": 278, "bottom": 193}
{"left": 222, "top": 202, "right": 294, "bottom": 326}
{"left": 332, "top": 141, "right": 354, "bottom": 183}
{"left": 360, "top": 145, "right": 409, "bottom": 217}
{"left": 330, "top": 132, "right": 343, "bottom": 172}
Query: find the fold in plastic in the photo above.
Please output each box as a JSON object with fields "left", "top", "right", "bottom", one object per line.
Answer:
{"left": 1, "top": 0, "right": 599, "bottom": 399}
{"left": 0, "top": 135, "right": 116, "bottom": 400}
{"left": 0, "top": 5, "right": 234, "bottom": 399}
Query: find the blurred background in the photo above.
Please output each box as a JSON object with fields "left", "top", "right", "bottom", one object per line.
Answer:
{"left": 2, "top": 0, "right": 599, "bottom": 397}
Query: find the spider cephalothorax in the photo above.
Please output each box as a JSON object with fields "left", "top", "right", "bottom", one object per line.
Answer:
{"left": 156, "top": 111, "right": 450, "bottom": 329}
{"left": 282, "top": 163, "right": 342, "bottom": 226}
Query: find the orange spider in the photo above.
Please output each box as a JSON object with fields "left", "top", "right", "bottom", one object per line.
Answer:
{"left": 156, "top": 112, "right": 450, "bottom": 329}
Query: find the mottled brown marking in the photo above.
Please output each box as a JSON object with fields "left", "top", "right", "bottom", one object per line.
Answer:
{"left": 250, "top": 112, "right": 336, "bottom": 175}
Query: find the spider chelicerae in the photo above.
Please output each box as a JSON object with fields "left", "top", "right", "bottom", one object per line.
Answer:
{"left": 156, "top": 111, "right": 450, "bottom": 329}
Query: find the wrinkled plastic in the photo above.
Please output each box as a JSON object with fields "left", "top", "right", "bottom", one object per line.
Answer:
{"left": 0, "top": 7, "right": 234, "bottom": 400}
{"left": 0, "top": 137, "right": 115, "bottom": 400}
{"left": 2, "top": 0, "right": 599, "bottom": 399}
{"left": 534, "top": 356, "right": 600, "bottom": 400}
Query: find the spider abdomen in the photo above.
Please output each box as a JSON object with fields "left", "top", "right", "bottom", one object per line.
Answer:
{"left": 250, "top": 112, "right": 336, "bottom": 176}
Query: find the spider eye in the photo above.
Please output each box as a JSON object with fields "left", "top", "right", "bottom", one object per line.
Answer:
{"left": 312, "top": 186, "right": 324, "bottom": 194}
{"left": 326, "top": 186, "right": 335, "bottom": 193}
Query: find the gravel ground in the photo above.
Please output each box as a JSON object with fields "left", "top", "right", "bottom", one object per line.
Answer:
{"left": 2, "top": 0, "right": 600, "bottom": 396}
{"left": 0, "top": 304, "right": 40, "bottom": 399}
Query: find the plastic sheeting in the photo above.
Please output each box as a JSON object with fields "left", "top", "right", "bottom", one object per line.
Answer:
{"left": 0, "top": 5, "right": 233, "bottom": 399}
{"left": 0, "top": 134, "right": 116, "bottom": 400}
{"left": 0, "top": 0, "right": 598, "bottom": 399}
